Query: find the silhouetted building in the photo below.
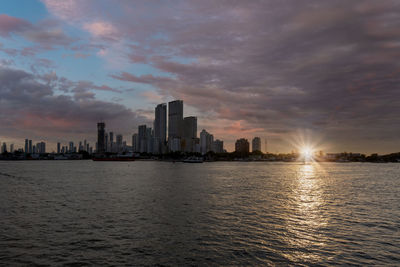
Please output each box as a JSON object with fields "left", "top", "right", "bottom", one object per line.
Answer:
{"left": 97, "top": 122, "right": 106, "bottom": 153}
{"left": 132, "top": 133, "right": 138, "bottom": 152}
{"left": 28, "top": 140, "right": 32, "bottom": 154}
{"left": 25, "top": 139, "right": 28, "bottom": 154}
{"left": 212, "top": 139, "right": 224, "bottom": 153}
{"left": 200, "top": 129, "right": 213, "bottom": 155}
{"left": 146, "top": 128, "right": 153, "bottom": 153}
{"left": 235, "top": 138, "right": 249, "bottom": 154}
{"left": 57, "top": 142, "right": 61, "bottom": 154}
{"left": 138, "top": 125, "right": 147, "bottom": 153}
{"left": 183, "top": 116, "right": 197, "bottom": 152}
{"left": 1, "top": 142, "right": 6, "bottom": 153}
{"left": 154, "top": 103, "right": 167, "bottom": 154}
{"left": 10, "top": 144, "right": 14, "bottom": 153}
{"left": 168, "top": 100, "right": 183, "bottom": 140}
{"left": 69, "top": 141, "right": 74, "bottom": 153}
{"left": 252, "top": 137, "right": 261, "bottom": 152}
{"left": 116, "top": 134, "right": 123, "bottom": 152}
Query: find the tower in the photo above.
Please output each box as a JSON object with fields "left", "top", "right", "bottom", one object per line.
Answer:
{"left": 97, "top": 122, "right": 106, "bottom": 153}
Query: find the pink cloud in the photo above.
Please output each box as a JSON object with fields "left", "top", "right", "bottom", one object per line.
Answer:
{"left": 0, "top": 14, "right": 31, "bottom": 36}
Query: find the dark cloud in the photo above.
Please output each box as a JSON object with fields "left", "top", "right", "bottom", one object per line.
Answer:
{"left": 0, "top": 66, "right": 147, "bottom": 146}
{"left": 97, "top": 0, "right": 400, "bottom": 152}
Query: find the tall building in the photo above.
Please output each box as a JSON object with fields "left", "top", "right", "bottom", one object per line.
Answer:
{"left": 116, "top": 134, "right": 123, "bottom": 152}
{"left": 182, "top": 116, "right": 197, "bottom": 152}
{"left": 154, "top": 103, "right": 167, "bottom": 154}
{"left": 200, "top": 129, "right": 213, "bottom": 155}
{"left": 28, "top": 140, "right": 32, "bottom": 154}
{"left": 168, "top": 100, "right": 183, "bottom": 140}
{"left": 212, "top": 139, "right": 224, "bottom": 153}
{"left": 25, "top": 139, "right": 28, "bottom": 153}
{"left": 252, "top": 137, "right": 261, "bottom": 152}
{"left": 146, "top": 128, "right": 153, "bottom": 154}
{"left": 235, "top": 138, "right": 249, "bottom": 154}
{"left": 57, "top": 142, "right": 61, "bottom": 154}
{"left": 69, "top": 142, "right": 74, "bottom": 153}
{"left": 10, "top": 144, "right": 14, "bottom": 153}
{"left": 97, "top": 122, "right": 106, "bottom": 153}
{"left": 1, "top": 142, "right": 6, "bottom": 153}
{"left": 37, "top": 142, "right": 46, "bottom": 154}
{"left": 132, "top": 133, "right": 138, "bottom": 152}
{"left": 138, "top": 125, "right": 147, "bottom": 153}
{"left": 109, "top": 132, "right": 114, "bottom": 152}
{"left": 104, "top": 133, "right": 108, "bottom": 152}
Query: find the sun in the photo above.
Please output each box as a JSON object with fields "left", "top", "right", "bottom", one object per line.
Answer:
{"left": 301, "top": 146, "right": 314, "bottom": 160}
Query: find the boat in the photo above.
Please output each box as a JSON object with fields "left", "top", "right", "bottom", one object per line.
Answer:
{"left": 182, "top": 156, "right": 203, "bottom": 163}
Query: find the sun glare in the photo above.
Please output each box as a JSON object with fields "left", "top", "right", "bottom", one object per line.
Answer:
{"left": 301, "top": 146, "right": 314, "bottom": 161}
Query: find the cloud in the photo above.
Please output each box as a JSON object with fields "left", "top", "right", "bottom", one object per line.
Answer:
{"left": 21, "top": 1, "right": 400, "bottom": 152}
{"left": 0, "top": 66, "right": 147, "bottom": 146}
{"left": 0, "top": 14, "right": 31, "bottom": 36}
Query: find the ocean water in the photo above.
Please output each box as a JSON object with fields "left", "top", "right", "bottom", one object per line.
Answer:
{"left": 0, "top": 161, "right": 399, "bottom": 266}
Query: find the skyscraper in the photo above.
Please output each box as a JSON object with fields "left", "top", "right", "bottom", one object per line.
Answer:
{"left": 252, "top": 137, "right": 261, "bottom": 152}
{"left": 132, "top": 133, "right": 138, "bottom": 152}
{"left": 146, "top": 128, "right": 153, "bottom": 154}
{"left": 200, "top": 129, "right": 213, "bottom": 155}
{"left": 10, "top": 144, "right": 14, "bottom": 153}
{"left": 183, "top": 116, "right": 197, "bottom": 152}
{"left": 212, "top": 139, "right": 224, "bottom": 153}
{"left": 109, "top": 132, "right": 114, "bottom": 152}
{"left": 28, "top": 140, "right": 32, "bottom": 154}
{"left": 235, "top": 138, "right": 249, "bottom": 154}
{"left": 69, "top": 141, "right": 74, "bottom": 153}
{"left": 25, "top": 139, "right": 28, "bottom": 153}
{"left": 57, "top": 142, "right": 60, "bottom": 154}
{"left": 97, "top": 122, "right": 106, "bottom": 153}
{"left": 116, "top": 134, "right": 123, "bottom": 153}
{"left": 138, "top": 125, "right": 147, "bottom": 153}
{"left": 154, "top": 103, "right": 167, "bottom": 154}
{"left": 168, "top": 100, "right": 183, "bottom": 139}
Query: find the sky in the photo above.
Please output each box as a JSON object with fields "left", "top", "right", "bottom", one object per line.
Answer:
{"left": 1, "top": 0, "right": 400, "bottom": 154}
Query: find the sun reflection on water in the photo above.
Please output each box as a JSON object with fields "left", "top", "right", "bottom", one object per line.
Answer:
{"left": 283, "top": 163, "right": 329, "bottom": 263}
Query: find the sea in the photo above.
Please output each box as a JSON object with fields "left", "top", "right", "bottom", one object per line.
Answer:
{"left": 0, "top": 161, "right": 399, "bottom": 266}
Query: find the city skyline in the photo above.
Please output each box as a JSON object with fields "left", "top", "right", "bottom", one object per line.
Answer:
{"left": 1, "top": 1, "right": 400, "bottom": 154}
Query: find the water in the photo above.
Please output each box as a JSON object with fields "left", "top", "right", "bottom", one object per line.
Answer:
{"left": 0, "top": 161, "right": 399, "bottom": 266}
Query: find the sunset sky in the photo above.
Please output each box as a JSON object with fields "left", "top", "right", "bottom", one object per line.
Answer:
{"left": 1, "top": 0, "right": 400, "bottom": 153}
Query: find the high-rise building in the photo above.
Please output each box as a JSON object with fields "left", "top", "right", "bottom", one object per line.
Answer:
{"left": 37, "top": 142, "right": 46, "bottom": 154}
{"left": 138, "top": 125, "right": 147, "bottom": 153}
{"left": 132, "top": 133, "right": 138, "bottom": 152}
{"left": 235, "top": 138, "right": 249, "bottom": 154}
{"left": 182, "top": 116, "right": 197, "bottom": 152}
{"left": 183, "top": 116, "right": 197, "bottom": 138}
{"left": 104, "top": 133, "right": 108, "bottom": 152}
{"left": 154, "top": 103, "right": 167, "bottom": 154}
{"left": 69, "top": 141, "right": 74, "bottom": 153}
{"left": 212, "top": 139, "right": 224, "bottom": 153}
{"left": 252, "top": 137, "right": 261, "bottom": 152}
{"left": 10, "top": 144, "right": 14, "bottom": 153}
{"left": 57, "top": 142, "right": 61, "bottom": 154}
{"left": 146, "top": 128, "right": 153, "bottom": 154}
{"left": 97, "top": 122, "right": 106, "bottom": 153}
{"left": 28, "top": 140, "right": 32, "bottom": 154}
{"left": 168, "top": 100, "right": 183, "bottom": 140}
{"left": 200, "top": 129, "right": 213, "bottom": 155}
{"left": 109, "top": 132, "right": 114, "bottom": 152}
{"left": 1, "top": 142, "right": 6, "bottom": 153}
{"left": 116, "top": 134, "right": 123, "bottom": 153}
{"left": 25, "top": 139, "right": 28, "bottom": 153}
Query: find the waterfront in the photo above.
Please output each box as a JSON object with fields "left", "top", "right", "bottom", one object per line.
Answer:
{"left": 0, "top": 161, "right": 399, "bottom": 265}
